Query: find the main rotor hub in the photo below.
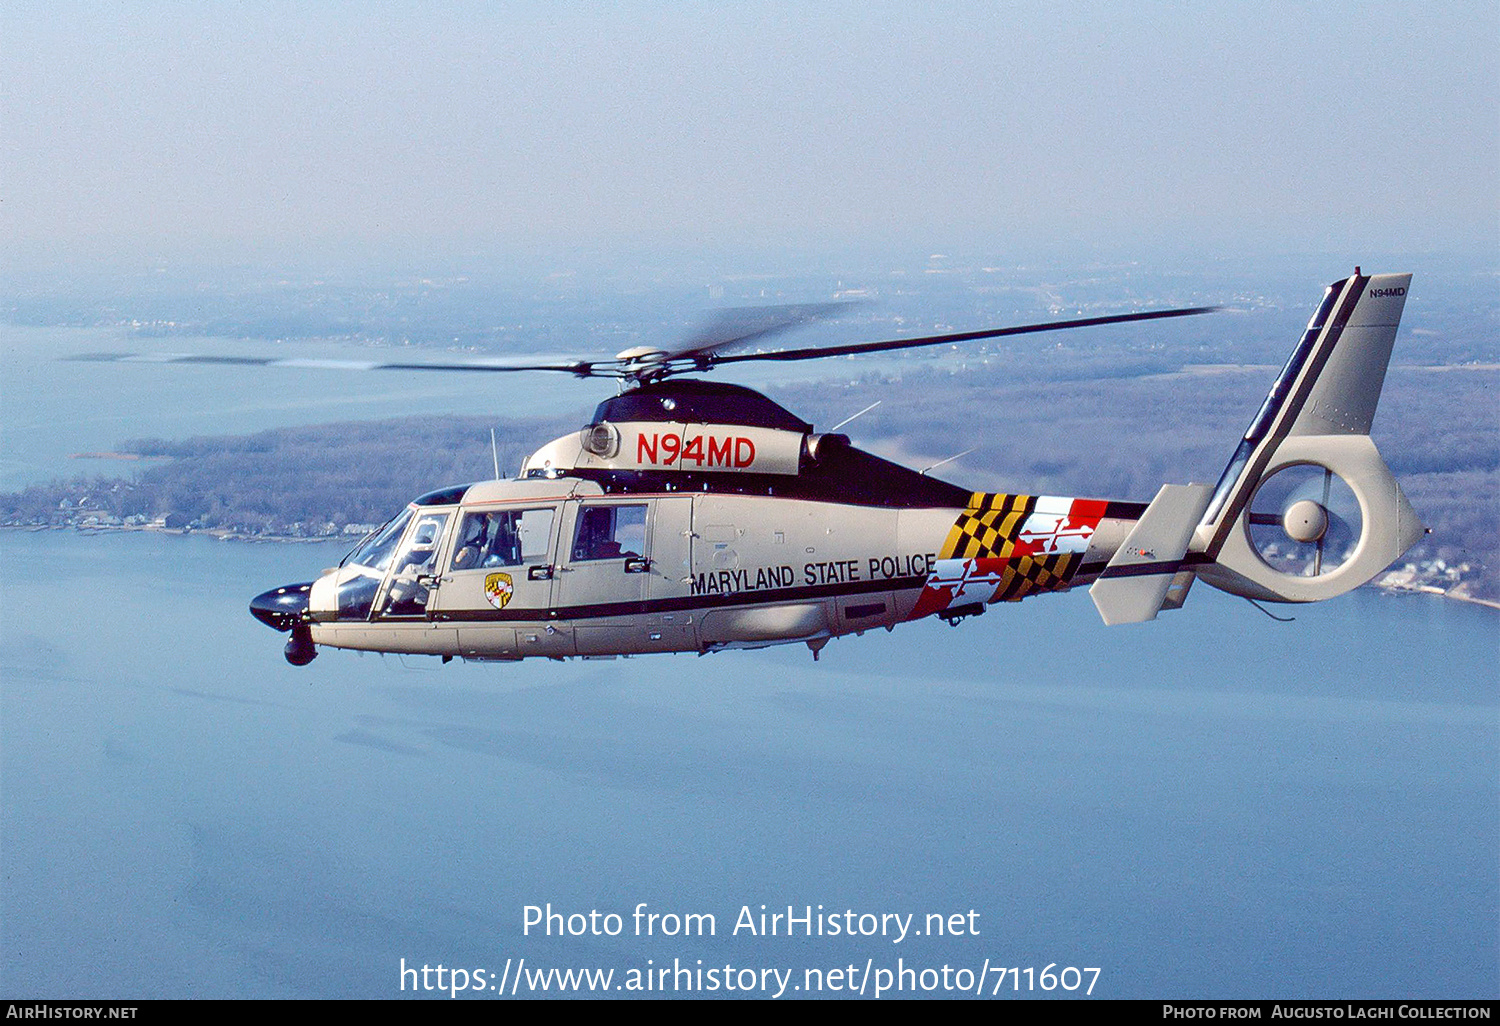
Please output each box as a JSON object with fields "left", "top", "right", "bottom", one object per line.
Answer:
{"left": 614, "top": 345, "right": 668, "bottom": 363}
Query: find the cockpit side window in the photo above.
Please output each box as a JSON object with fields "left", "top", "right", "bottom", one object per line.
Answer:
{"left": 393, "top": 513, "right": 448, "bottom": 576}
{"left": 570, "top": 504, "right": 647, "bottom": 561}
{"left": 380, "top": 510, "right": 453, "bottom": 617}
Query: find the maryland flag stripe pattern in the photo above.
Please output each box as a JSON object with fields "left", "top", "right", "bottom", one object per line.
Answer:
{"left": 911, "top": 493, "right": 1108, "bottom": 618}
{"left": 940, "top": 492, "right": 1036, "bottom": 560}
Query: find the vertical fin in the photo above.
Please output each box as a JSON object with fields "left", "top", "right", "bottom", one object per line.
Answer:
{"left": 1191, "top": 272, "right": 1423, "bottom": 604}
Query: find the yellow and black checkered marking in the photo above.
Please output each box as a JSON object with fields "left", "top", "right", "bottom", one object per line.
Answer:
{"left": 934, "top": 493, "right": 1085, "bottom": 598}
{"left": 995, "top": 551, "right": 1081, "bottom": 601}
{"left": 938, "top": 492, "right": 1037, "bottom": 559}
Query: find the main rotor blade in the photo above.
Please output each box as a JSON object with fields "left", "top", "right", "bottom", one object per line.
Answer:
{"left": 663, "top": 302, "right": 859, "bottom": 362}
{"left": 64, "top": 352, "right": 610, "bottom": 377}
{"left": 707, "top": 305, "right": 1219, "bottom": 366}
{"left": 65, "top": 304, "right": 1219, "bottom": 385}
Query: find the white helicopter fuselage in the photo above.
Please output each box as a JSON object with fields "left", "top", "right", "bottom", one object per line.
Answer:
{"left": 247, "top": 271, "right": 1423, "bottom": 666}
{"left": 300, "top": 466, "right": 1141, "bottom": 662}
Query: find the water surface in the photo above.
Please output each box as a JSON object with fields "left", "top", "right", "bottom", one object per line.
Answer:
{"left": 2, "top": 529, "right": 1493, "bottom": 998}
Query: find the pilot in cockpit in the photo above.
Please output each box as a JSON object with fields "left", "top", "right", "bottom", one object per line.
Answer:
{"left": 451, "top": 515, "right": 486, "bottom": 570}
{"left": 452, "top": 511, "right": 527, "bottom": 570}
{"left": 396, "top": 516, "right": 443, "bottom": 574}
{"left": 386, "top": 513, "right": 447, "bottom": 615}
{"left": 485, "top": 514, "right": 522, "bottom": 566}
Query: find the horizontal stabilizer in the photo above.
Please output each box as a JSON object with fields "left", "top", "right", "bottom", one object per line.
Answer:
{"left": 1090, "top": 483, "right": 1213, "bottom": 625}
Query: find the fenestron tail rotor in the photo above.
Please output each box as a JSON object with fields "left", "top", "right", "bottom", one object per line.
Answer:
{"left": 1194, "top": 272, "right": 1424, "bottom": 605}
{"left": 1246, "top": 464, "right": 1363, "bottom": 577}
{"left": 1088, "top": 271, "right": 1424, "bottom": 624}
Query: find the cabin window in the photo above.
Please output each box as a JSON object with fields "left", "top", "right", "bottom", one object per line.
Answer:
{"left": 570, "top": 504, "right": 647, "bottom": 561}
{"left": 450, "top": 508, "right": 556, "bottom": 570}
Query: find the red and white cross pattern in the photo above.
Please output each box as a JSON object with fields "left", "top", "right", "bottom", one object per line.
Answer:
{"left": 1013, "top": 496, "right": 1099, "bottom": 556}
{"left": 911, "top": 495, "right": 1104, "bottom": 617}
{"left": 919, "top": 557, "right": 1008, "bottom": 609}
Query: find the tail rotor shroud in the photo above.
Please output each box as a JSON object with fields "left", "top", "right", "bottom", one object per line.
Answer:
{"left": 1247, "top": 463, "right": 1363, "bottom": 578}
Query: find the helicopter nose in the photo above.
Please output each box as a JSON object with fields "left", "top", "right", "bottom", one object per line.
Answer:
{"left": 249, "top": 582, "right": 315, "bottom": 632}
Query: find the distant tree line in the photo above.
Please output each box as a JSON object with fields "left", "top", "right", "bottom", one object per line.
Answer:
{"left": 0, "top": 414, "right": 579, "bottom": 535}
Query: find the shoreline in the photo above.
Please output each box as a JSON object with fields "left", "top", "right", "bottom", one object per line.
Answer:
{"left": 8, "top": 522, "right": 345, "bottom": 545}
{"left": 1376, "top": 581, "right": 1500, "bottom": 611}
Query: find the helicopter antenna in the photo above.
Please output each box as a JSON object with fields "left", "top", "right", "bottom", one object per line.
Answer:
{"left": 490, "top": 428, "right": 501, "bottom": 480}
{"left": 829, "top": 400, "right": 881, "bottom": 433}
{"left": 921, "top": 448, "right": 975, "bottom": 475}
{"left": 1243, "top": 597, "right": 1296, "bottom": 622}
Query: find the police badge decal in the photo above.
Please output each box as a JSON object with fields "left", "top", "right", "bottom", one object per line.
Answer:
{"left": 484, "top": 572, "right": 514, "bottom": 610}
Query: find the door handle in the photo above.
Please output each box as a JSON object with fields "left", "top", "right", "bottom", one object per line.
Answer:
{"left": 528, "top": 565, "right": 553, "bottom": 581}
{"left": 624, "top": 557, "right": 651, "bottom": 574}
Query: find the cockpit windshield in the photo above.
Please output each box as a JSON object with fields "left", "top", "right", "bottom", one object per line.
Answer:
{"left": 342, "top": 507, "right": 414, "bottom": 571}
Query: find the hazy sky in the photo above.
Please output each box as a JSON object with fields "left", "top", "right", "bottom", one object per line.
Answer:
{"left": 4, "top": 1, "right": 1496, "bottom": 268}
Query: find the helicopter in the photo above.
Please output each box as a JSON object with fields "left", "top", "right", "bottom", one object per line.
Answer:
{"left": 91, "top": 270, "right": 1423, "bottom": 666}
